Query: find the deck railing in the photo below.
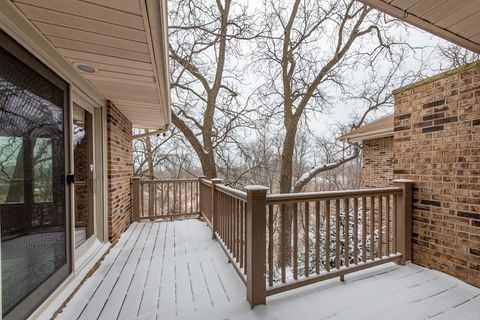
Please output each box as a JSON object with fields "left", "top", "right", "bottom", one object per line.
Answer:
{"left": 132, "top": 178, "right": 199, "bottom": 220}
{"left": 132, "top": 176, "right": 413, "bottom": 307}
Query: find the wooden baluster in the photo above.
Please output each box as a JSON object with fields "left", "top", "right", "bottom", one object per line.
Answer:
{"left": 231, "top": 196, "right": 234, "bottom": 252}
{"left": 386, "top": 194, "right": 390, "bottom": 256}
{"left": 221, "top": 193, "right": 225, "bottom": 240}
{"left": 362, "top": 197, "right": 367, "bottom": 262}
{"left": 326, "top": 200, "right": 331, "bottom": 272}
{"left": 234, "top": 198, "right": 237, "bottom": 261}
{"left": 141, "top": 183, "right": 144, "bottom": 218}
{"left": 154, "top": 182, "right": 157, "bottom": 217}
{"left": 167, "top": 182, "right": 170, "bottom": 215}
{"left": 174, "top": 182, "right": 177, "bottom": 217}
{"left": 268, "top": 205, "right": 274, "bottom": 287}
{"left": 238, "top": 199, "right": 241, "bottom": 262}
{"left": 344, "top": 198, "right": 349, "bottom": 268}
{"left": 211, "top": 178, "right": 222, "bottom": 240}
{"left": 240, "top": 200, "right": 245, "bottom": 269}
{"left": 281, "top": 203, "right": 286, "bottom": 283}
{"left": 293, "top": 203, "right": 298, "bottom": 280}
{"left": 229, "top": 196, "right": 232, "bottom": 251}
{"left": 228, "top": 196, "right": 232, "bottom": 249}
{"left": 393, "top": 194, "right": 397, "bottom": 254}
{"left": 177, "top": 182, "right": 180, "bottom": 216}
{"left": 238, "top": 200, "right": 241, "bottom": 262}
{"left": 353, "top": 197, "right": 358, "bottom": 265}
{"left": 244, "top": 201, "right": 248, "bottom": 275}
{"left": 378, "top": 195, "right": 383, "bottom": 258}
{"left": 160, "top": 182, "right": 164, "bottom": 216}
{"left": 335, "top": 199, "right": 340, "bottom": 271}
{"left": 234, "top": 198, "right": 238, "bottom": 260}
{"left": 370, "top": 196, "right": 375, "bottom": 260}
{"left": 183, "top": 182, "right": 186, "bottom": 215}
{"left": 315, "top": 201, "right": 320, "bottom": 275}
{"left": 305, "top": 202, "right": 310, "bottom": 278}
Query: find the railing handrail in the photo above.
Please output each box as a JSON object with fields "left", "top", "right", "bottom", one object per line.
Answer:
{"left": 215, "top": 183, "right": 248, "bottom": 201}
{"left": 139, "top": 178, "right": 199, "bottom": 184}
{"left": 266, "top": 187, "right": 402, "bottom": 204}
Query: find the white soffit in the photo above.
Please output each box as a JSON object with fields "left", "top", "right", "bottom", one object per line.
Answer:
{"left": 11, "top": 0, "right": 171, "bottom": 130}
{"left": 357, "top": 0, "right": 480, "bottom": 53}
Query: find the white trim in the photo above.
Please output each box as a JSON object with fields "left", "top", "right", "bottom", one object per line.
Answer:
{"left": 143, "top": 0, "right": 171, "bottom": 130}
{"left": 339, "top": 128, "right": 394, "bottom": 143}
{"left": 27, "top": 242, "right": 111, "bottom": 320}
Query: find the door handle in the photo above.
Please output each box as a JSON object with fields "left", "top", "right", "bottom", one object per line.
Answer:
{"left": 67, "top": 174, "right": 75, "bottom": 184}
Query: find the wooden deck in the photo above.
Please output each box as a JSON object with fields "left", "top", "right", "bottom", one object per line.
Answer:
{"left": 57, "top": 219, "right": 480, "bottom": 320}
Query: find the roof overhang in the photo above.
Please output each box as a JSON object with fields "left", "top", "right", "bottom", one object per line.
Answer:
{"left": 356, "top": 0, "right": 480, "bottom": 53}
{"left": 338, "top": 128, "right": 394, "bottom": 143}
{"left": 338, "top": 113, "right": 394, "bottom": 143}
{"left": 6, "top": 0, "right": 171, "bottom": 130}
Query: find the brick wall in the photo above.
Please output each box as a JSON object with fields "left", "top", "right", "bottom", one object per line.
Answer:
{"left": 361, "top": 137, "right": 394, "bottom": 188}
{"left": 393, "top": 62, "right": 480, "bottom": 287}
{"left": 106, "top": 101, "right": 133, "bottom": 243}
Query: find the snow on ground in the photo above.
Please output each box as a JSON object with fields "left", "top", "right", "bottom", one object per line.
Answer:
{"left": 57, "top": 220, "right": 480, "bottom": 320}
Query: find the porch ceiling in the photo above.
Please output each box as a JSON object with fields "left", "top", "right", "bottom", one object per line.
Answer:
{"left": 357, "top": 0, "right": 480, "bottom": 53}
{"left": 11, "top": 0, "right": 171, "bottom": 130}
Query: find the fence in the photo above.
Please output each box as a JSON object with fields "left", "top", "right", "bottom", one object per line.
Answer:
{"left": 132, "top": 176, "right": 413, "bottom": 307}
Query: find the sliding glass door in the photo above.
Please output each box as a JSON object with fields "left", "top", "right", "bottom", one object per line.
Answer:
{"left": 0, "top": 30, "right": 70, "bottom": 320}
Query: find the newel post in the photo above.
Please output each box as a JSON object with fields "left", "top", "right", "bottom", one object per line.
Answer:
{"left": 211, "top": 178, "right": 223, "bottom": 240}
{"left": 132, "top": 177, "right": 141, "bottom": 222}
{"left": 245, "top": 185, "right": 269, "bottom": 308}
{"left": 197, "top": 175, "right": 206, "bottom": 214}
{"left": 393, "top": 179, "right": 414, "bottom": 264}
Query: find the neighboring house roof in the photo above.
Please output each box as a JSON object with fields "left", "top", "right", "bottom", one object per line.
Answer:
{"left": 338, "top": 113, "right": 394, "bottom": 143}
{"left": 356, "top": 0, "right": 480, "bottom": 53}
{"left": 7, "top": 0, "right": 171, "bottom": 130}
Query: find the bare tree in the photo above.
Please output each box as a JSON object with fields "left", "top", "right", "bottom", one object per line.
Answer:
{"left": 168, "top": 0, "right": 258, "bottom": 178}
{"left": 436, "top": 43, "right": 479, "bottom": 71}
{"left": 254, "top": 0, "right": 425, "bottom": 265}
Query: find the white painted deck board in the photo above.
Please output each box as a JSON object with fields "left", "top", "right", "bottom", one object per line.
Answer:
{"left": 58, "top": 219, "right": 480, "bottom": 320}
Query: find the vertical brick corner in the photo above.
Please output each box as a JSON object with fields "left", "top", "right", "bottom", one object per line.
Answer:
{"left": 106, "top": 100, "right": 133, "bottom": 243}
{"left": 393, "top": 63, "right": 480, "bottom": 287}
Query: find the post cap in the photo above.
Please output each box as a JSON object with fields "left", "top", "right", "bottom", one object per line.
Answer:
{"left": 244, "top": 185, "right": 270, "bottom": 193}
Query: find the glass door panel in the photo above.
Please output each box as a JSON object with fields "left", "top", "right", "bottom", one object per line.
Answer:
{"left": 0, "top": 31, "right": 70, "bottom": 319}
{"left": 73, "top": 105, "right": 94, "bottom": 248}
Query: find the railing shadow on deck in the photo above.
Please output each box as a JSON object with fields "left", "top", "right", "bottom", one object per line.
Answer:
{"left": 132, "top": 176, "right": 414, "bottom": 308}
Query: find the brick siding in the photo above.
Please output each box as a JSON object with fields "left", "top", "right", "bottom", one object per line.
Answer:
{"left": 361, "top": 137, "right": 394, "bottom": 189}
{"left": 393, "top": 62, "right": 480, "bottom": 287}
{"left": 106, "top": 101, "right": 133, "bottom": 243}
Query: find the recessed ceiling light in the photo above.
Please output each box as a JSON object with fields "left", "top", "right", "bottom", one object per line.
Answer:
{"left": 73, "top": 62, "right": 96, "bottom": 74}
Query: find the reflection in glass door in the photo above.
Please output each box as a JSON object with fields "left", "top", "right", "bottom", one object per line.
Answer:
{"left": 73, "top": 105, "right": 94, "bottom": 248}
{"left": 0, "top": 31, "right": 70, "bottom": 319}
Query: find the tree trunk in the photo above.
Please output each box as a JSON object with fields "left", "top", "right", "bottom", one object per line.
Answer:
{"left": 278, "top": 122, "right": 297, "bottom": 267}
